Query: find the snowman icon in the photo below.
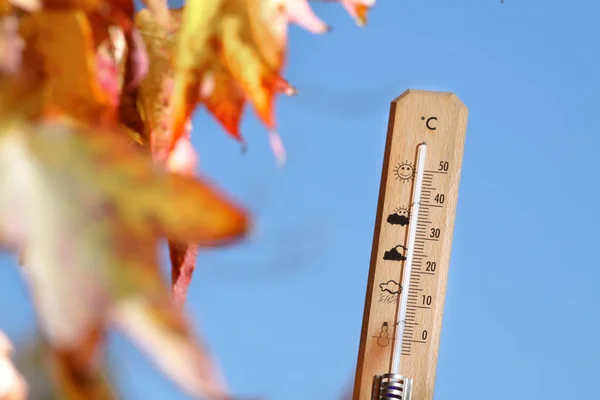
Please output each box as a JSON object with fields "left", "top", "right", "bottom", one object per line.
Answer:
{"left": 376, "top": 322, "right": 390, "bottom": 347}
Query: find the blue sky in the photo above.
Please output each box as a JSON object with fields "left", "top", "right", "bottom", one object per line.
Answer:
{"left": 1, "top": 0, "right": 600, "bottom": 399}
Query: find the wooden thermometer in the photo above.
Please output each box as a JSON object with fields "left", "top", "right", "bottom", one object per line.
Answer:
{"left": 352, "top": 90, "right": 468, "bottom": 400}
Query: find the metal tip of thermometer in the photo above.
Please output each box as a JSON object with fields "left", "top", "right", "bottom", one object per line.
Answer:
{"left": 372, "top": 373, "right": 413, "bottom": 400}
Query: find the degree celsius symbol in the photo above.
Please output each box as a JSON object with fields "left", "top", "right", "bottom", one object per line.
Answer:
{"left": 421, "top": 116, "right": 437, "bottom": 131}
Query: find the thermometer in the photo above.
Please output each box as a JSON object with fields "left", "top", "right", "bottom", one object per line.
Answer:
{"left": 352, "top": 90, "right": 468, "bottom": 400}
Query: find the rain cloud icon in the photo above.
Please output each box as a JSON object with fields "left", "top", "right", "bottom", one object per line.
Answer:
{"left": 379, "top": 280, "right": 402, "bottom": 295}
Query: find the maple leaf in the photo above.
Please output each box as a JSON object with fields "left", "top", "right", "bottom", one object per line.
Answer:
{"left": 123, "top": 27, "right": 150, "bottom": 91}
{"left": 128, "top": 0, "right": 377, "bottom": 306}
{"left": 340, "top": 0, "right": 376, "bottom": 26}
{"left": 166, "top": 131, "right": 201, "bottom": 308}
{"left": 134, "top": 8, "right": 247, "bottom": 305}
{"left": 15, "top": 3, "right": 151, "bottom": 130}
{"left": 0, "top": 330, "right": 28, "bottom": 400}
{"left": 18, "top": 10, "right": 117, "bottom": 125}
{"left": 166, "top": 0, "right": 374, "bottom": 164}
{"left": 0, "top": 117, "right": 249, "bottom": 398}
{"left": 95, "top": 24, "right": 127, "bottom": 108}
{"left": 140, "top": 0, "right": 172, "bottom": 31}
{"left": 277, "top": 0, "right": 331, "bottom": 33}
{"left": 306, "top": 0, "right": 375, "bottom": 27}
{"left": 134, "top": 9, "right": 203, "bottom": 308}
{"left": 0, "top": 0, "right": 40, "bottom": 15}
{"left": 134, "top": 8, "right": 178, "bottom": 161}
{"left": 41, "top": 0, "right": 136, "bottom": 28}
{"left": 0, "top": 15, "right": 25, "bottom": 76}
{"left": 136, "top": 8, "right": 243, "bottom": 151}
{"left": 169, "top": 0, "right": 291, "bottom": 164}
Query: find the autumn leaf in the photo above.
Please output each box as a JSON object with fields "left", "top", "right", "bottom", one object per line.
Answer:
{"left": 0, "top": 117, "right": 249, "bottom": 398}
{"left": 15, "top": 2, "right": 151, "bottom": 131}
{"left": 133, "top": 9, "right": 200, "bottom": 308}
{"left": 0, "top": 0, "right": 40, "bottom": 15}
{"left": 95, "top": 24, "right": 127, "bottom": 108}
{"left": 167, "top": 0, "right": 374, "bottom": 163}
{"left": 165, "top": 131, "right": 201, "bottom": 307}
{"left": 140, "top": 0, "right": 172, "bottom": 31}
{"left": 134, "top": 7, "right": 246, "bottom": 305}
{"left": 129, "top": 0, "right": 377, "bottom": 305}
{"left": 277, "top": 0, "right": 331, "bottom": 33}
{"left": 41, "top": 0, "right": 136, "bottom": 30}
{"left": 301, "top": 0, "right": 375, "bottom": 27}
{"left": 202, "top": 61, "right": 247, "bottom": 143}
{"left": 339, "top": 0, "right": 375, "bottom": 26}
{"left": 0, "top": 330, "right": 28, "bottom": 400}
{"left": 124, "top": 27, "right": 150, "bottom": 91}
{"left": 0, "top": 15, "right": 24, "bottom": 76}
{"left": 137, "top": 8, "right": 241, "bottom": 151}
{"left": 48, "top": 327, "right": 116, "bottom": 400}
{"left": 169, "top": 0, "right": 291, "bottom": 163}
{"left": 18, "top": 10, "right": 117, "bottom": 125}
{"left": 134, "top": 8, "right": 178, "bottom": 161}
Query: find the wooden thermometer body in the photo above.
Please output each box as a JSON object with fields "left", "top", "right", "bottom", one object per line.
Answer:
{"left": 352, "top": 90, "right": 468, "bottom": 400}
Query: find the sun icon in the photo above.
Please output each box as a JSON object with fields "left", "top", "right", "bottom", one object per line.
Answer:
{"left": 394, "top": 161, "right": 415, "bottom": 182}
{"left": 393, "top": 206, "right": 410, "bottom": 218}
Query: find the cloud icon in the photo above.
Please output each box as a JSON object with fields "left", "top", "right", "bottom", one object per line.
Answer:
{"left": 379, "top": 280, "right": 402, "bottom": 295}
{"left": 383, "top": 245, "right": 407, "bottom": 261}
{"left": 387, "top": 213, "right": 409, "bottom": 226}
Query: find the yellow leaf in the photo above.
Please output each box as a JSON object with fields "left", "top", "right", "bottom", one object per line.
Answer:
{"left": 134, "top": 8, "right": 177, "bottom": 162}
{"left": 168, "top": 0, "right": 221, "bottom": 152}
{"left": 170, "top": 0, "right": 289, "bottom": 152}
{"left": 140, "top": 0, "right": 172, "bottom": 31}
{"left": 0, "top": 117, "right": 249, "bottom": 398}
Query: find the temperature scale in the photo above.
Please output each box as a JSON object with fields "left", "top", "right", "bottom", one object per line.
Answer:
{"left": 352, "top": 90, "right": 468, "bottom": 400}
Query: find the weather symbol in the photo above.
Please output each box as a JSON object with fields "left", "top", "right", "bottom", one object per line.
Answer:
{"left": 383, "top": 245, "right": 407, "bottom": 261}
{"left": 374, "top": 322, "right": 391, "bottom": 347}
{"left": 387, "top": 206, "right": 410, "bottom": 226}
{"left": 379, "top": 280, "right": 402, "bottom": 295}
{"left": 394, "top": 161, "right": 414, "bottom": 182}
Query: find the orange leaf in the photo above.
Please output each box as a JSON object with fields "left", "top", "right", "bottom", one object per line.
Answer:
{"left": 202, "top": 63, "right": 247, "bottom": 142}
{"left": 19, "top": 10, "right": 117, "bottom": 125}
{"left": 340, "top": 0, "right": 375, "bottom": 26}
{"left": 0, "top": 0, "right": 40, "bottom": 15}
{"left": 170, "top": 0, "right": 290, "bottom": 160}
